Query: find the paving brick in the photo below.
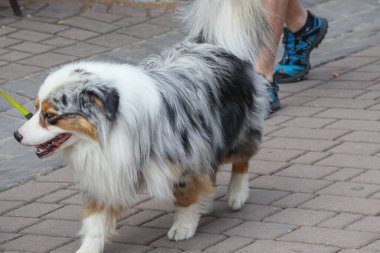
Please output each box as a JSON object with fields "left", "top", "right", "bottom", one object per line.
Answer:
{"left": 362, "top": 239, "right": 380, "bottom": 252}
{"left": 0, "top": 216, "right": 39, "bottom": 233}
{"left": 36, "top": 1, "right": 84, "bottom": 19}
{"left": 251, "top": 176, "right": 331, "bottom": 193}
{"left": 10, "top": 42, "right": 54, "bottom": 54}
{"left": 19, "top": 52, "right": 76, "bottom": 68}
{"left": 271, "top": 193, "right": 316, "bottom": 208}
{"left": 36, "top": 167, "right": 74, "bottom": 183}
{"left": 55, "top": 43, "right": 108, "bottom": 57}
{"left": 346, "top": 216, "right": 380, "bottom": 233}
{"left": 339, "top": 250, "right": 378, "bottom": 253}
{"left": 317, "top": 154, "right": 380, "bottom": 170}
{"left": 61, "top": 16, "right": 118, "bottom": 33}
{"left": 142, "top": 213, "right": 214, "bottom": 229}
{"left": 356, "top": 90, "right": 380, "bottom": 100}
{"left": 0, "top": 63, "right": 41, "bottom": 80}
{"left": 278, "top": 106, "right": 325, "bottom": 117}
{"left": 269, "top": 127, "right": 347, "bottom": 140}
{"left": 351, "top": 170, "right": 380, "bottom": 184}
{"left": 21, "top": 219, "right": 80, "bottom": 237}
{"left": 275, "top": 164, "right": 339, "bottom": 179}
{"left": 205, "top": 236, "right": 253, "bottom": 253}
{"left": 265, "top": 208, "right": 335, "bottom": 226}
{"left": 120, "top": 23, "right": 171, "bottom": 38}
{"left": 325, "top": 56, "right": 377, "bottom": 69}
{"left": 290, "top": 152, "right": 330, "bottom": 164}
{"left": 280, "top": 227, "right": 377, "bottom": 248}
{"left": 281, "top": 117, "right": 337, "bottom": 128}
{"left": 0, "top": 37, "right": 21, "bottom": 48}
{"left": 88, "top": 33, "right": 139, "bottom": 48}
{"left": 0, "top": 232, "right": 20, "bottom": 244}
{"left": 328, "top": 142, "right": 380, "bottom": 156}
{"left": 120, "top": 210, "right": 164, "bottom": 226}
{"left": 265, "top": 115, "right": 293, "bottom": 125}
{"left": 198, "top": 218, "right": 243, "bottom": 234}
{"left": 301, "top": 195, "right": 380, "bottom": 215}
{"left": 0, "top": 26, "right": 16, "bottom": 36}
{"left": 60, "top": 193, "right": 83, "bottom": 205}
{"left": 281, "top": 95, "right": 317, "bottom": 107}
{"left": 135, "top": 196, "right": 175, "bottom": 211}
{"left": 43, "top": 205, "right": 82, "bottom": 221}
{"left": 0, "top": 235, "right": 70, "bottom": 252}
{"left": 317, "top": 182, "right": 380, "bottom": 198}
{"left": 81, "top": 10, "right": 124, "bottom": 23}
{"left": 297, "top": 88, "right": 365, "bottom": 98}
{"left": 317, "top": 108, "right": 380, "bottom": 121}
{"left": 0, "top": 201, "right": 23, "bottom": 215}
{"left": 5, "top": 203, "right": 62, "bottom": 218}
{"left": 42, "top": 37, "right": 76, "bottom": 47}
{"left": 324, "top": 168, "right": 365, "bottom": 182}
{"left": 0, "top": 182, "right": 67, "bottom": 201}
{"left": 36, "top": 189, "right": 78, "bottom": 203}
{"left": 224, "top": 221, "right": 296, "bottom": 239}
{"left": 150, "top": 233, "right": 226, "bottom": 251}
{"left": 145, "top": 248, "right": 180, "bottom": 253}
{"left": 8, "top": 30, "right": 53, "bottom": 42}
{"left": 340, "top": 131, "right": 380, "bottom": 144}
{"left": 0, "top": 51, "right": 32, "bottom": 61}
{"left": 113, "top": 226, "right": 168, "bottom": 245}
{"left": 246, "top": 160, "right": 287, "bottom": 175}
{"left": 235, "top": 239, "right": 338, "bottom": 253}
{"left": 326, "top": 120, "right": 380, "bottom": 132}
{"left": 58, "top": 28, "right": 99, "bottom": 41}
{"left": 244, "top": 189, "right": 289, "bottom": 205}
{"left": 339, "top": 71, "right": 380, "bottom": 81}
{"left": 212, "top": 201, "right": 280, "bottom": 221}
{"left": 253, "top": 148, "right": 305, "bottom": 162}
{"left": 318, "top": 213, "right": 362, "bottom": 229}
{"left": 317, "top": 80, "right": 374, "bottom": 90}
{"left": 306, "top": 98, "right": 376, "bottom": 109}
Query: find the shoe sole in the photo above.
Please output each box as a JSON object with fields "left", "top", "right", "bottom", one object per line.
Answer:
{"left": 276, "top": 18, "right": 329, "bottom": 84}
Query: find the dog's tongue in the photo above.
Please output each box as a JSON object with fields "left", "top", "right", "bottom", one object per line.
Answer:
{"left": 35, "top": 133, "right": 71, "bottom": 158}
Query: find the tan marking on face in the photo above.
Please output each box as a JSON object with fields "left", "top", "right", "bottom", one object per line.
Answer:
{"left": 34, "top": 97, "right": 39, "bottom": 110}
{"left": 174, "top": 174, "right": 213, "bottom": 207}
{"left": 232, "top": 161, "right": 249, "bottom": 174}
{"left": 55, "top": 115, "right": 98, "bottom": 141}
{"left": 39, "top": 100, "right": 56, "bottom": 128}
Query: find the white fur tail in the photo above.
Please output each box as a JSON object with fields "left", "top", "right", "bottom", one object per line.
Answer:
{"left": 182, "top": 0, "right": 270, "bottom": 63}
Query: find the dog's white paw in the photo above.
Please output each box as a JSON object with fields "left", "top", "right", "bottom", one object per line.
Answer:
{"left": 167, "top": 222, "right": 197, "bottom": 241}
{"left": 227, "top": 173, "right": 249, "bottom": 210}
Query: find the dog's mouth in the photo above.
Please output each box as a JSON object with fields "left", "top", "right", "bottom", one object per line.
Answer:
{"left": 35, "top": 133, "right": 71, "bottom": 158}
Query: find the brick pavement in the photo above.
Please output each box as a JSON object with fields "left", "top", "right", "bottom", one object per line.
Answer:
{"left": 1, "top": 0, "right": 380, "bottom": 252}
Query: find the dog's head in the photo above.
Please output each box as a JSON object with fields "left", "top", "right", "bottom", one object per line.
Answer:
{"left": 14, "top": 65, "right": 119, "bottom": 158}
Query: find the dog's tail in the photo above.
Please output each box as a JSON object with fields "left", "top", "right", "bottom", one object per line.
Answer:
{"left": 181, "top": 0, "right": 271, "bottom": 64}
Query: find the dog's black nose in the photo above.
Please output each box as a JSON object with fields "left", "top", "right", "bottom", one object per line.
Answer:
{"left": 14, "top": 131, "right": 23, "bottom": 143}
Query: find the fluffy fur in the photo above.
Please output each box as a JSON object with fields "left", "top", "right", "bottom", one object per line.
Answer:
{"left": 15, "top": 1, "right": 270, "bottom": 252}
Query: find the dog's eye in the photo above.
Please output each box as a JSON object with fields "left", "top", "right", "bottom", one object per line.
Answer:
{"left": 44, "top": 113, "right": 55, "bottom": 120}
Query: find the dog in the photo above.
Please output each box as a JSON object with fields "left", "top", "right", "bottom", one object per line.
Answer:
{"left": 14, "top": 0, "right": 270, "bottom": 252}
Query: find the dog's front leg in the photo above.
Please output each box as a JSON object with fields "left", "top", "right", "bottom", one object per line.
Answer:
{"left": 168, "top": 173, "right": 214, "bottom": 241}
{"left": 76, "top": 202, "right": 122, "bottom": 253}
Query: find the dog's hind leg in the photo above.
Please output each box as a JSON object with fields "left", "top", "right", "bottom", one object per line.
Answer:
{"left": 168, "top": 173, "right": 214, "bottom": 241}
{"left": 76, "top": 202, "right": 123, "bottom": 253}
{"left": 227, "top": 160, "right": 250, "bottom": 210}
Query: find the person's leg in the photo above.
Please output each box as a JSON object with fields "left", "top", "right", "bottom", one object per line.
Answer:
{"left": 256, "top": 0, "right": 289, "bottom": 114}
{"left": 256, "top": 0, "right": 288, "bottom": 82}
{"left": 285, "top": 0, "right": 307, "bottom": 33}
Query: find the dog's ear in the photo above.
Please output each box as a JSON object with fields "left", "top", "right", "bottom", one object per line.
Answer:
{"left": 79, "top": 85, "right": 119, "bottom": 121}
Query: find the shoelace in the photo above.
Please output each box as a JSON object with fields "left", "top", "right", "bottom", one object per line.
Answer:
{"left": 282, "top": 31, "right": 297, "bottom": 64}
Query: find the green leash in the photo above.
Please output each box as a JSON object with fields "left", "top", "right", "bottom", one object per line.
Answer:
{"left": 0, "top": 89, "right": 33, "bottom": 120}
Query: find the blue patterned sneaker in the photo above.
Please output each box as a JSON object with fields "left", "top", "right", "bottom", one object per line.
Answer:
{"left": 267, "top": 80, "right": 281, "bottom": 114}
{"left": 274, "top": 11, "right": 328, "bottom": 83}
